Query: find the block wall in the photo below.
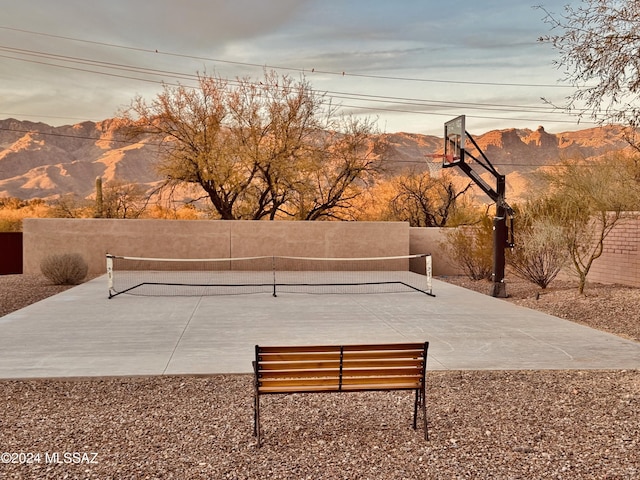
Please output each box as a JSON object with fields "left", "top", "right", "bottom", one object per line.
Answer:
{"left": 589, "top": 215, "right": 640, "bottom": 287}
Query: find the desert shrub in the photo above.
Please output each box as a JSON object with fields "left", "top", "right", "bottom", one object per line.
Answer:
{"left": 507, "top": 203, "right": 567, "bottom": 289}
{"left": 442, "top": 215, "right": 493, "bottom": 280}
{"left": 40, "top": 253, "right": 88, "bottom": 285}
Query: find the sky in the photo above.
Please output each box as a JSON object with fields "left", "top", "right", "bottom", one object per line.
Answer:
{"left": 0, "top": 0, "right": 586, "bottom": 137}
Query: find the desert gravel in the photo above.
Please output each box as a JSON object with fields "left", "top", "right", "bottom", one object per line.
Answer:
{"left": 1, "top": 274, "right": 639, "bottom": 479}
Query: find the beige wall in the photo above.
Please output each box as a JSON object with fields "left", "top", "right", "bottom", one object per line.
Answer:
{"left": 409, "top": 227, "right": 462, "bottom": 276}
{"left": 23, "top": 219, "right": 412, "bottom": 274}
{"left": 29, "top": 218, "right": 640, "bottom": 286}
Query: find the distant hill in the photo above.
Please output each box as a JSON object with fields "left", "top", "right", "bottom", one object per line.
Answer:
{"left": 0, "top": 118, "right": 634, "bottom": 202}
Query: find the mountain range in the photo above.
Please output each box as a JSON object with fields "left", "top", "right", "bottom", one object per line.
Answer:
{"left": 0, "top": 118, "right": 634, "bottom": 203}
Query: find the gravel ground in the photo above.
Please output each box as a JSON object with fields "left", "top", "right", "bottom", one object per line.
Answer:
{"left": 1, "top": 274, "right": 639, "bottom": 479}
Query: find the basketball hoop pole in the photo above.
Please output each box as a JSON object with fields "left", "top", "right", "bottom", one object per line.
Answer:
{"left": 430, "top": 116, "right": 514, "bottom": 298}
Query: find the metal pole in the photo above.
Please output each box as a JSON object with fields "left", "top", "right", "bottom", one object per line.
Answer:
{"left": 491, "top": 175, "right": 508, "bottom": 298}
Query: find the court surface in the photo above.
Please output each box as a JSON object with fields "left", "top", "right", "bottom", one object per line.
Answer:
{"left": 1, "top": 275, "right": 640, "bottom": 379}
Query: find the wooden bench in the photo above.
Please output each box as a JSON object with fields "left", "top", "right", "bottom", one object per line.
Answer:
{"left": 253, "top": 341, "right": 429, "bottom": 446}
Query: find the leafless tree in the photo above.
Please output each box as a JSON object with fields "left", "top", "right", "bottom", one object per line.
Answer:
{"left": 538, "top": 1, "right": 640, "bottom": 131}
{"left": 101, "top": 179, "right": 149, "bottom": 219}
{"left": 122, "top": 71, "right": 382, "bottom": 220}
{"left": 389, "top": 170, "right": 472, "bottom": 227}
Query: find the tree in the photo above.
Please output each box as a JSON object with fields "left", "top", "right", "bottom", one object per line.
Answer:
{"left": 538, "top": 156, "right": 640, "bottom": 293}
{"left": 101, "top": 179, "right": 149, "bottom": 219}
{"left": 538, "top": 1, "right": 640, "bottom": 130}
{"left": 123, "top": 71, "right": 382, "bottom": 220}
{"left": 49, "top": 194, "right": 93, "bottom": 219}
{"left": 294, "top": 116, "right": 383, "bottom": 220}
{"left": 389, "top": 170, "right": 472, "bottom": 227}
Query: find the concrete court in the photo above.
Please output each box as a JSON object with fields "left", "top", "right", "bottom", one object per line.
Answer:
{"left": 1, "top": 275, "right": 640, "bottom": 379}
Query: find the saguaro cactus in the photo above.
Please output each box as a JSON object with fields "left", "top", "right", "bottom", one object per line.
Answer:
{"left": 95, "top": 176, "right": 103, "bottom": 218}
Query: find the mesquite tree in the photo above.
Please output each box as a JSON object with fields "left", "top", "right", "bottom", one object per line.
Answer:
{"left": 122, "top": 71, "right": 382, "bottom": 220}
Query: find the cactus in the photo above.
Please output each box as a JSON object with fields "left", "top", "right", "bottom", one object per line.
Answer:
{"left": 95, "top": 176, "right": 103, "bottom": 218}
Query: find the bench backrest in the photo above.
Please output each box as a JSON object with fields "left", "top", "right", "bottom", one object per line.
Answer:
{"left": 254, "top": 342, "right": 428, "bottom": 394}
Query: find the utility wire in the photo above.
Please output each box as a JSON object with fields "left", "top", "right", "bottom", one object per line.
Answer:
{"left": 0, "top": 25, "right": 575, "bottom": 89}
{"left": 0, "top": 44, "right": 569, "bottom": 114}
{"left": 0, "top": 44, "right": 590, "bottom": 125}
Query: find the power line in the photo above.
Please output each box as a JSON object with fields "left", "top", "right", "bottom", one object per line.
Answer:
{"left": 0, "top": 42, "right": 590, "bottom": 126}
{"left": 0, "top": 25, "right": 575, "bottom": 89}
{"left": 0, "top": 43, "right": 568, "bottom": 114}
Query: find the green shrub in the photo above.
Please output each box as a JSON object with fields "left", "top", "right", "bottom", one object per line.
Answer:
{"left": 40, "top": 253, "right": 88, "bottom": 285}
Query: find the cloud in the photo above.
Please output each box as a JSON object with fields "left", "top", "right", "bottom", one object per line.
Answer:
{"left": 4, "top": 0, "right": 309, "bottom": 51}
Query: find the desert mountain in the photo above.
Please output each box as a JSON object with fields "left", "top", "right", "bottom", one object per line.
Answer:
{"left": 0, "top": 118, "right": 634, "bottom": 202}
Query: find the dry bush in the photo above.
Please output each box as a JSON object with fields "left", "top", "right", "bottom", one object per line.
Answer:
{"left": 40, "top": 253, "right": 88, "bottom": 285}
{"left": 441, "top": 216, "right": 493, "bottom": 280}
{"left": 507, "top": 218, "right": 566, "bottom": 289}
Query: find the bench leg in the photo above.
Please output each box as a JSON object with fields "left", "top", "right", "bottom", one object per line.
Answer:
{"left": 421, "top": 387, "right": 428, "bottom": 440}
{"left": 414, "top": 388, "right": 428, "bottom": 440}
{"left": 413, "top": 389, "right": 419, "bottom": 430}
{"left": 254, "top": 393, "right": 262, "bottom": 447}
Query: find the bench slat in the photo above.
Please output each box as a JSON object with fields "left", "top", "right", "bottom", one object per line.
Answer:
{"left": 257, "top": 353, "right": 340, "bottom": 362}
{"left": 258, "top": 350, "right": 424, "bottom": 363}
{"left": 258, "top": 368, "right": 342, "bottom": 379}
{"left": 341, "top": 375, "right": 422, "bottom": 386}
{"left": 341, "top": 359, "right": 424, "bottom": 368}
{"left": 258, "top": 377, "right": 340, "bottom": 389}
{"left": 257, "top": 343, "right": 424, "bottom": 354}
{"left": 257, "top": 385, "right": 342, "bottom": 394}
{"left": 342, "top": 367, "right": 423, "bottom": 377}
{"left": 339, "top": 382, "right": 421, "bottom": 391}
{"left": 259, "top": 382, "right": 422, "bottom": 394}
{"left": 342, "top": 343, "right": 426, "bottom": 352}
{"left": 258, "top": 368, "right": 422, "bottom": 381}
{"left": 258, "top": 360, "right": 340, "bottom": 370}
{"left": 258, "top": 359, "right": 423, "bottom": 371}
{"left": 342, "top": 350, "right": 424, "bottom": 360}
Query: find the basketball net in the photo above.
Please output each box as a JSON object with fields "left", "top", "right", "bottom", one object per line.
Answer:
{"left": 424, "top": 153, "right": 455, "bottom": 178}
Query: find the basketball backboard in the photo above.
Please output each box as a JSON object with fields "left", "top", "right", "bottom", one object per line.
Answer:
{"left": 443, "top": 115, "right": 465, "bottom": 167}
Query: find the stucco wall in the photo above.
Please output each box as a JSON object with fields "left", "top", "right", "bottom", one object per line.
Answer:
{"left": 27, "top": 218, "right": 638, "bottom": 286}
{"left": 22, "top": 219, "right": 412, "bottom": 275}
{"left": 409, "top": 227, "right": 462, "bottom": 276}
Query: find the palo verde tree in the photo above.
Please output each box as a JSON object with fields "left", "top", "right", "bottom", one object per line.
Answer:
{"left": 537, "top": 156, "right": 640, "bottom": 294}
{"left": 123, "top": 70, "right": 382, "bottom": 220}
{"left": 538, "top": 0, "right": 640, "bottom": 132}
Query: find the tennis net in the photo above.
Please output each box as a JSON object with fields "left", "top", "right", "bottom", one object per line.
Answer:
{"left": 106, "top": 253, "right": 434, "bottom": 298}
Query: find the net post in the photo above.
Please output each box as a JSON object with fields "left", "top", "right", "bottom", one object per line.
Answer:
{"left": 271, "top": 256, "right": 277, "bottom": 297}
{"left": 106, "top": 254, "right": 114, "bottom": 299}
{"left": 425, "top": 255, "right": 433, "bottom": 296}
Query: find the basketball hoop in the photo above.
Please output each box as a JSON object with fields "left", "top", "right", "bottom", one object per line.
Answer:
{"left": 425, "top": 153, "right": 458, "bottom": 169}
